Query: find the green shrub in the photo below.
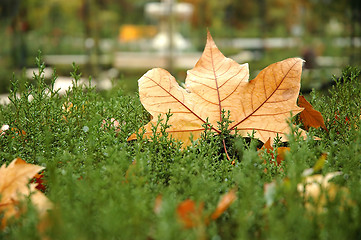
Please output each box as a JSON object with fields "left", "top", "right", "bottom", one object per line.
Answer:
{"left": 0, "top": 57, "right": 360, "bottom": 239}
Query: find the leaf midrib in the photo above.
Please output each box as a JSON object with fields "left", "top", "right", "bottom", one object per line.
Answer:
{"left": 145, "top": 75, "right": 221, "bottom": 134}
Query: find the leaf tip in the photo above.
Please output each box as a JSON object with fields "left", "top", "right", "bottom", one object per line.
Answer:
{"left": 206, "top": 30, "right": 215, "bottom": 45}
{"left": 206, "top": 28, "right": 212, "bottom": 38}
{"left": 293, "top": 57, "right": 303, "bottom": 66}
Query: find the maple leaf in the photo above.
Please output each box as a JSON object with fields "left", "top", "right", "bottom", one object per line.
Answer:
{"left": 298, "top": 95, "right": 327, "bottom": 131}
{"left": 128, "top": 31, "right": 306, "bottom": 147}
{"left": 0, "top": 158, "right": 52, "bottom": 229}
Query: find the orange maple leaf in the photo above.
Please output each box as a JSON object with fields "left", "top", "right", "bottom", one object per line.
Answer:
{"left": 128, "top": 31, "right": 306, "bottom": 147}
{"left": 0, "top": 158, "right": 52, "bottom": 229}
{"left": 298, "top": 95, "right": 327, "bottom": 131}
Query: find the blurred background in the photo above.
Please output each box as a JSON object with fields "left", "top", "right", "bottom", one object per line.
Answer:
{"left": 0, "top": 0, "right": 360, "bottom": 96}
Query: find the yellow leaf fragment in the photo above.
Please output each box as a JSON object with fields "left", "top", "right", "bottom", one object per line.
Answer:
{"left": 297, "top": 172, "right": 341, "bottom": 198}
{"left": 297, "top": 172, "right": 351, "bottom": 212}
{"left": 211, "top": 189, "right": 237, "bottom": 220}
{"left": 0, "top": 158, "right": 52, "bottom": 229}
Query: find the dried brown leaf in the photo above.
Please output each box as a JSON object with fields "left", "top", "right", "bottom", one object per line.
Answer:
{"left": 259, "top": 138, "right": 290, "bottom": 166}
{"left": 128, "top": 31, "right": 306, "bottom": 146}
{"left": 298, "top": 95, "right": 327, "bottom": 131}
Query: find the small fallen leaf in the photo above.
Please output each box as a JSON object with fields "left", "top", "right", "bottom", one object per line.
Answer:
{"left": 264, "top": 170, "right": 352, "bottom": 215}
{"left": 298, "top": 96, "right": 327, "bottom": 131}
{"left": 259, "top": 138, "right": 272, "bottom": 153}
{"left": 153, "top": 194, "right": 162, "bottom": 215}
{"left": 312, "top": 153, "right": 327, "bottom": 173}
{"left": 302, "top": 153, "right": 328, "bottom": 177}
{"left": 297, "top": 172, "right": 351, "bottom": 212}
{"left": 176, "top": 199, "right": 204, "bottom": 228}
{"left": 297, "top": 172, "right": 342, "bottom": 200}
{"left": 210, "top": 189, "right": 237, "bottom": 220}
{"left": 0, "top": 158, "right": 52, "bottom": 229}
{"left": 259, "top": 138, "right": 290, "bottom": 166}
{"left": 176, "top": 189, "right": 237, "bottom": 229}
{"left": 128, "top": 31, "right": 306, "bottom": 147}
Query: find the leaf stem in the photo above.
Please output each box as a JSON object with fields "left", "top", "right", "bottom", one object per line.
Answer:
{"left": 222, "top": 139, "right": 231, "bottom": 161}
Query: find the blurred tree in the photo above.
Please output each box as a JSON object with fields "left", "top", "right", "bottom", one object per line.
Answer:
{"left": 349, "top": 0, "right": 361, "bottom": 63}
{"left": 182, "top": 0, "right": 213, "bottom": 28}
{"left": 0, "top": 0, "right": 29, "bottom": 68}
{"left": 0, "top": 0, "right": 21, "bottom": 21}
{"left": 223, "top": 1, "right": 256, "bottom": 29}
{"left": 0, "top": 0, "right": 359, "bottom": 72}
{"left": 80, "top": 0, "right": 101, "bottom": 76}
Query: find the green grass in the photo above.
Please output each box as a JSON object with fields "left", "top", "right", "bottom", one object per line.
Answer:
{"left": 0, "top": 56, "right": 361, "bottom": 240}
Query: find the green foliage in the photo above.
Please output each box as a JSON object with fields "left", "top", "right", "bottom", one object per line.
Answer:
{"left": 311, "top": 67, "right": 361, "bottom": 158}
{"left": 1, "top": 60, "right": 361, "bottom": 239}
